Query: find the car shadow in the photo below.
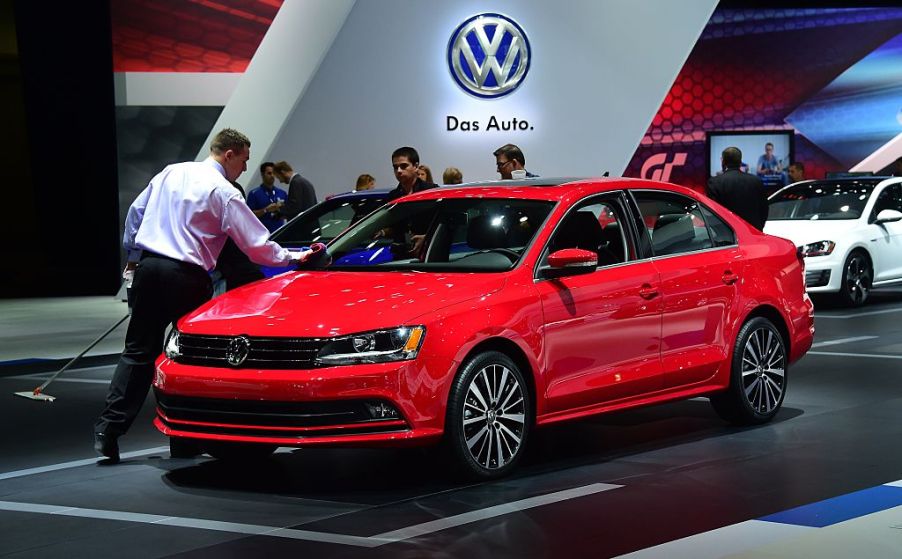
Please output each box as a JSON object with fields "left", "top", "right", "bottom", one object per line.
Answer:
{"left": 811, "top": 288, "right": 902, "bottom": 311}
{"left": 154, "top": 399, "right": 804, "bottom": 503}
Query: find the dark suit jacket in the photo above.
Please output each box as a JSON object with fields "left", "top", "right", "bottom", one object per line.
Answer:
{"left": 706, "top": 168, "right": 769, "bottom": 230}
{"left": 281, "top": 173, "right": 317, "bottom": 219}
{"left": 215, "top": 182, "right": 264, "bottom": 290}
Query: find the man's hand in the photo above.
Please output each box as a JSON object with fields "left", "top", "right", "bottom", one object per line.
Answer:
{"left": 294, "top": 243, "right": 330, "bottom": 268}
{"left": 411, "top": 234, "right": 426, "bottom": 260}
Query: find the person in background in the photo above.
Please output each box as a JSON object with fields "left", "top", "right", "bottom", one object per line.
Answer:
{"left": 417, "top": 164, "right": 436, "bottom": 186}
{"left": 385, "top": 146, "right": 436, "bottom": 256}
{"left": 494, "top": 144, "right": 537, "bottom": 179}
{"left": 756, "top": 142, "right": 783, "bottom": 176}
{"left": 94, "top": 129, "right": 317, "bottom": 463}
{"left": 707, "top": 146, "right": 768, "bottom": 231}
{"left": 355, "top": 174, "right": 375, "bottom": 191}
{"left": 787, "top": 162, "right": 806, "bottom": 183}
{"left": 443, "top": 167, "right": 463, "bottom": 185}
{"left": 274, "top": 160, "right": 317, "bottom": 219}
{"left": 247, "top": 161, "right": 288, "bottom": 232}
{"left": 213, "top": 180, "right": 265, "bottom": 292}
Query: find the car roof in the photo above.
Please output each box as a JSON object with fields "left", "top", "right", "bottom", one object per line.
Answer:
{"left": 326, "top": 188, "right": 393, "bottom": 201}
{"left": 399, "top": 177, "right": 700, "bottom": 203}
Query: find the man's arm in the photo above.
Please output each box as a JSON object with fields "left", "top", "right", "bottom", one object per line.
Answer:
{"left": 247, "top": 189, "right": 280, "bottom": 218}
{"left": 220, "top": 195, "right": 298, "bottom": 267}
{"left": 123, "top": 184, "right": 152, "bottom": 263}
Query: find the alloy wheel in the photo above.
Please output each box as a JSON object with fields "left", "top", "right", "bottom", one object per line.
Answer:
{"left": 462, "top": 363, "right": 526, "bottom": 470}
{"left": 844, "top": 253, "right": 871, "bottom": 305}
{"left": 740, "top": 327, "right": 786, "bottom": 415}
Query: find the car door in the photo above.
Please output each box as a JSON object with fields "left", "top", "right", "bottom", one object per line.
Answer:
{"left": 630, "top": 190, "right": 741, "bottom": 390}
{"left": 868, "top": 183, "right": 902, "bottom": 282}
{"left": 536, "top": 193, "right": 663, "bottom": 413}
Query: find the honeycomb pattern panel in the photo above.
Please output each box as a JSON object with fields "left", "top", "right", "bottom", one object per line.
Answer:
{"left": 624, "top": 8, "right": 902, "bottom": 192}
{"left": 111, "top": 0, "right": 282, "bottom": 72}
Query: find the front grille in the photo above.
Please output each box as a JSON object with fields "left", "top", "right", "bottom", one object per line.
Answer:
{"left": 805, "top": 269, "right": 831, "bottom": 288}
{"left": 155, "top": 392, "right": 408, "bottom": 438}
{"left": 175, "top": 333, "right": 327, "bottom": 369}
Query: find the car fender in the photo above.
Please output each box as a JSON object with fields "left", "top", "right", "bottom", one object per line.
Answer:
{"left": 412, "top": 276, "right": 545, "bottom": 422}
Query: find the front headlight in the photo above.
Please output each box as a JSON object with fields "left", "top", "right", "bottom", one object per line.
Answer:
{"left": 164, "top": 329, "right": 181, "bottom": 359}
{"left": 799, "top": 240, "right": 835, "bottom": 257}
{"left": 315, "top": 326, "right": 425, "bottom": 366}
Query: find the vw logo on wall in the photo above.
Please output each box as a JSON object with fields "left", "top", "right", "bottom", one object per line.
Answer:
{"left": 447, "top": 13, "right": 531, "bottom": 99}
{"left": 225, "top": 336, "right": 250, "bottom": 367}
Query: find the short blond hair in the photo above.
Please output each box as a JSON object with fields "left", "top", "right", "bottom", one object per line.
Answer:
{"left": 443, "top": 167, "right": 463, "bottom": 184}
{"left": 273, "top": 161, "right": 293, "bottom": 175}
{"left": 210, "top": 128, "right": 250, "bottom": 155}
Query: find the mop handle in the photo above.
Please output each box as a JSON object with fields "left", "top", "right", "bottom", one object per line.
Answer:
{"left": 35, "top": 313, "right": 131, "bottom": 393}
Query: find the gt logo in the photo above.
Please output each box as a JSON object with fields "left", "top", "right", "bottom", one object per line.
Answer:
{"left": 447, "top": 13, "right": 531, "bottom": 99}
{"left": 641, "top": 153, "right": 688, "bottom": 182}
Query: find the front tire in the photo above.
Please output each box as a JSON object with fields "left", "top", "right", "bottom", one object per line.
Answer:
{"left": 838, "top": 250, "right": 872, "bottom": 307}
{"left": 711, "top": 317, "right": 787, "bottom": 425}
{"left": 446, "top": 351, "right": 531, "bottom": 480}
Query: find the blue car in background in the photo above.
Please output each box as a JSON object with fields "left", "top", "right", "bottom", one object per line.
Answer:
{"left": 261, "top": 188, "right": 392, "bottom": 277}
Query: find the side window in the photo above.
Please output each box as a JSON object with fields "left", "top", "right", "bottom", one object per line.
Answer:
{"left": 315, "top": 204, "right": 357, "bottom": 241}
{"left": 546, "top": 199, "right": 629, "bottom": 267}
{"left": 872, "top": 185, "right": 902, "bottom": 218}
{"left": 349, "top": 196, "right": 388, "bottom": 226}
{"left": 700, "top": 205, "right": 736, "bottom": 247}
{"left": 633, "top": 192, "right": 713, "bottom": 257}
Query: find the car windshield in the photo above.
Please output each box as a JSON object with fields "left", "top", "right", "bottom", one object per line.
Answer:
{"left": 768, "top": 181, "right": 875, "bottom": 221}
{"left": 271, "top": 194, "right": 389, "bottom": 247}
{"left": 311, "top": 197, "right": 555, "bottom": 272}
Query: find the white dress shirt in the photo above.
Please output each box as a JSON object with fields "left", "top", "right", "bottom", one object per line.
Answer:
{"left": 124, "top": 158, "right": 296, "bottom": 270}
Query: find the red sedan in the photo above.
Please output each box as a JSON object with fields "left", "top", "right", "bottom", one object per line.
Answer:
{"left": 154, "top": 178, "right": 814, "bottom": 479}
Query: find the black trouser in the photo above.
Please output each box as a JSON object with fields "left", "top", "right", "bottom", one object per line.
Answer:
{"left": 94, "top": 253, "right": 211, "bottom": 437}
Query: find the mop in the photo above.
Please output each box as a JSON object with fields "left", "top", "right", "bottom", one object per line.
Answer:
{"left": 14, "top": 313, "right": 130, "bottom": 402}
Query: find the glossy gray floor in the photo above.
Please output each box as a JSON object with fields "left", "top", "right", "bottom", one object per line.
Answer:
{"left": 2, "top": 291, "right": 902, "bottom": 558}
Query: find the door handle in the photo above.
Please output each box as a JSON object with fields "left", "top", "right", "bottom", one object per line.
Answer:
{"left": 722, "top": 271, "right": 739, "bottom": 285}
{"left": 639, "top": 284, "right": 659, "bottom": 299}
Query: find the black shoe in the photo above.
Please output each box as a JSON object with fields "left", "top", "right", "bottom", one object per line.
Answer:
{"left": 94, "top": 432, "right": 120, "bottom": 463}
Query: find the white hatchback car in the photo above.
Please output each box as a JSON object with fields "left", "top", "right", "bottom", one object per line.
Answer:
{"left": 765, "top": 177, "right": 902, "bottom": 306}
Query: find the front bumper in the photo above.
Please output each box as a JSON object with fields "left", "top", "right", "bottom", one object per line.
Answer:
{"left": 153, "top": 357, "right": 448, "bottom": 447}
{"left": 802, "top": 253, "right": 843, "bottom": 293}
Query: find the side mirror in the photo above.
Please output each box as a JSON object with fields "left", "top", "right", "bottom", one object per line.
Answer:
{"left": 540, "top": 248, "right": 598, "bottom": 279}
{"left": 875, "top": 209, "right": 902, "bottom": 224}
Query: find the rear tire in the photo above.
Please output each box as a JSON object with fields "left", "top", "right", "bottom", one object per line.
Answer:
{"left": 838, "top": 250, "right": 871, "bottom": 307}
{"left": 711, "top": 317, "right": 787, "bottom": 425}
{"left": 204, "top": 441, "right": 277, "bottom": 462}
{"left": 446, "top": 351, "right": 531, "bottom": 480}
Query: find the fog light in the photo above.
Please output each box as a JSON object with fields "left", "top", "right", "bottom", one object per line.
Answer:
{"left": 365, "top": 401, "right": 400, "bottom": 419}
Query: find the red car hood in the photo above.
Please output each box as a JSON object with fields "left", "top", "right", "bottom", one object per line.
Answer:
{"left": 178, "top": 271, "right": 507, "bottom": 337}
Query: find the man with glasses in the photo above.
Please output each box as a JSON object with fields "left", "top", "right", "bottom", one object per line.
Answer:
{"left": 494, "top": 143, "right": 537, "bottom": 180}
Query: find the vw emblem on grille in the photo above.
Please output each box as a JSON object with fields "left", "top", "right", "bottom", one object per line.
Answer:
{"left": 447, "top": 13, "right": 531, "bottom": 99}
{"left": 225, "top": 336, "right": 250, "bottom": 367}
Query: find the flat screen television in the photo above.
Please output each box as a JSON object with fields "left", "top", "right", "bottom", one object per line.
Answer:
{"left": 707, "top": 130, "right": 795, "bottom": 190}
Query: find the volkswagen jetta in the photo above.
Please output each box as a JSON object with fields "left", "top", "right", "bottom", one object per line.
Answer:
{"left": 155, "top": 178, "right": 814, "bottom": 479}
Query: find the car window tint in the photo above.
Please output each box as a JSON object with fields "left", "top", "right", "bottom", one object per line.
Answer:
{"left": 769, "top": 181, "right": 874, "bottom": 221}
{"left": 547, "top": 200, "right": 628, "bottom": 268}
{"left": 872, "top": 184, "right": 902, "bottom": 218}
{"left": 633, "top": 192, "right": 714, "bottom": 256}
{"left": 273, "top": 196, "right": 386, "bottom": 246}
{"left": 325, "top": 198, "right": 554, "bottom": 272}
{"left": 700, "top": 205, "right": 736, "bottom": 247}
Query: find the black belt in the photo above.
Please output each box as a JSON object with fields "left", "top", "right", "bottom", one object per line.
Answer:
{"left": 140, "top": 251, "right": 208, "bottom": 276}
